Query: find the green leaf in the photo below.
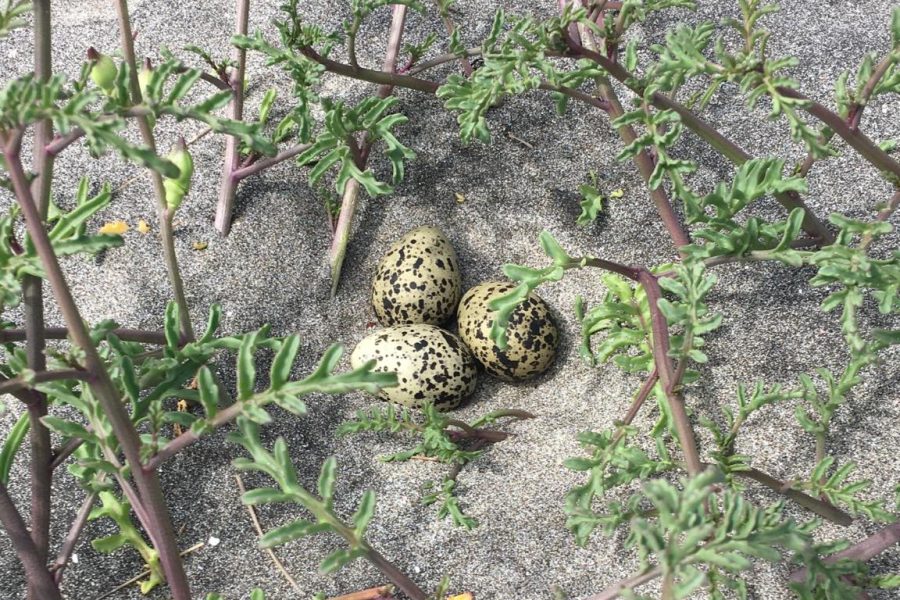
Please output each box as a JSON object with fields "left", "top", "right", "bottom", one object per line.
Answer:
{"left": 91, "top": 533, "right": 129, "bottom": 553}
{"left": 164, "top": 302, "right": 180, "bottom": 349}
{"left": 317, "top": 456, "right": 337, "bottom": 506}
{"left": 241, "top": 487, "right": 292, "bottom": 505}
{"left": 270, "top": 334, "right": 300, "bottom": 390}
{"left": 773, "top": 207, "right": 805, "bottom": 252}
{"left": 352, "top": 490, "right": 376, "bottom": 535}
{"left": 259, "top": 519, "right": 332, "bottom": 548}
{"left": 0, "top": 413, "right": 29, "bottom": 485}
{"left": 41, "top": 416, "right": 92, "bottom": 441}
{"left": 237, "top": 332, "right": 258, "bottom": 400}
{"left": 539, "top": 231, "right": 571, "bottom": 265}
{"left": 197, "top": 366, "right": 219, "bottom": 421}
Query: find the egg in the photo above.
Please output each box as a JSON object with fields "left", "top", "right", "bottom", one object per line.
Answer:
{"left": 371, "top": 226, "right": 462, "bottom": 326}
{"left": 350, "top": 324, "right": 478, "bottom": 410}
{"left": 457, "top": 281, "right": 559, "bottom": 381}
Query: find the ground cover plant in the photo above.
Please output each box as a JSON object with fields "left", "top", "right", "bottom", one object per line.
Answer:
{"left": 0, "top": 0, "right": 898, "bottom": 598}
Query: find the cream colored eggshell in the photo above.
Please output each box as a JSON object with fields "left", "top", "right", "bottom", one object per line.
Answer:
{"left": 457, "top": 281, "right": 559, "bottom": 381}
{"left": 350, "top": 324, "right": 478, "bottom": 410}
{"left": 371, "top": 226, "right": 462, "bottom": 326}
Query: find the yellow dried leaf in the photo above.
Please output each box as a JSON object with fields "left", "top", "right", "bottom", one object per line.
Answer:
{"left": 455, "top": 192, "right": 465, "bottom": 204}
{"left": 137, "top": 219, "right": 150, "bottom": 234}
{"left": 99, "top": 220, "right": 129, "bottom": 235}
{"left": 192, "top": 241, "right": 208, "bottom": 251}
{"left": 448, "top": 594, "right": 474, "bottom": 600}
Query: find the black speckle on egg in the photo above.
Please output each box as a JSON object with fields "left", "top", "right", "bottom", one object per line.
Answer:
{"left": 350, "top": 324, "right": 478, "bottom": 410}
{"left": 457, "top": 281, "right": 558, "bottom": 381}
{"left": 371, "top": 226, "right": 462, "bottom": 326}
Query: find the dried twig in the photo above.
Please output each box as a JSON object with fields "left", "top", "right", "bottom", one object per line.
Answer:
{"left": 233, "top": 475, "right": 300, "bottom": 591}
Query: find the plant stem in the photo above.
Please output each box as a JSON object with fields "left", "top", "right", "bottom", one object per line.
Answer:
{"left": 2, "top": 140, "right": 193, "bottom": 600}
{"left": 733, "top": 466, "right": 851, "bottom": 526}
{"left": 50, "top": 491, "right": 97, "bottom": 584}
{"left": 214, "top": 0, "right": 250, "bottom": 236}
{"left": 406, "top": 47, "right": 481, "bottom": 75}
{"left": 436, "top": 2, "right": 472, "bottom": 76}
{"left": 0, "top": 327, "right": 169, "bottom": 345}
{"left": 636, "top": 269, "right": 703, "bottom": 476}
{"left": 790, "top": 521, "right": 900, "bottom": 584}
{"left": 114, "top": 0, "right": 195, "bottom": 342}
{"left": 561, "top": 42, "right": 834, "bottom": 244}
{"left": 587, "top": 565, "right": 662, "bottom": 600}
{"left": 328, "top": 4, "right": 408, "bottom": 296}
{"left": 776, "top": 86, "right": 900, "bottom": 180}
{"left": 0, "top": 369, "right": 88, "bottom": 396}
{"left": 0, "top": 480, "right": 62, "bottom": 600}
{"left": 144, "top": 399, "right": 244, "bottom": 470}
{"left": 231, "top": 142, "right": 312, "bottom": 181}
{"left": 848, "top": 52, "right": 897, "bottom": 130}
{"left": 581, "top": 34, "right": 690, "bottom": 248}
{"left": 24, "top": 5, "right": 55, "bottom": 595}
{"left": 364, "top": 548, "right": 427, "bottom": 600}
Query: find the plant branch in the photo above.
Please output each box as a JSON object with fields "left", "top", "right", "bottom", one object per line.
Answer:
{"left": 50, "top": 491, "right": 97, "bottom": 584}
{"left": 561, "top": 41, "right": 835, "bottom": 244}
{"left": 231, "top": 142, "right": 312, "bottom": 181}
{"left": 848, "top": 53, "right": 897, "bottom": 130}
{"left": 436, "top": 2, "right": 472, "bottom": 76}
{"left": 776, "top": 86, "right": 900, "bottom": 180}
{"left": 143, "top": 400, "right": 244, "bottom": 470}
{"left": 587, "top": 565, "right": 663, "bottom": 600}
{"left": 115, "top": 0, "right": 195, "bottom": 342}
{"left": 364, "top": 548, "right": 427, "bottom": 600}
{"left": 214, "top": 0, "right": 250, "bottom": 235}
{"left": 0, "top": 480, "right": 62, "bottom": 600}
{"left": 790, "top": 521, "right": 900, "bottom": 584}
{"left": 0, "top": 369, "right": 88, "bottom": 396}
{"left": 25, "top": 3, "right": 54, "bottom": 591}
{"left": 637, "top": 269, "right": 703, "bottom": 476}
{"left": 572, "top": 17, "right": 689, "bottom": 250}
{"left": 696, "top": 463, "right": 852, "bottom": 526}
{"left": 0, "top": 326, "right": 169, "bottom": 345}
{"left": 328, "top": 4, "right": 407, "bottom": 296}
{"left": 2, "top": 137, "right": 192, "bottom": 599}
{"left": 405, "top": 47, "right": 481, "bottom": 75}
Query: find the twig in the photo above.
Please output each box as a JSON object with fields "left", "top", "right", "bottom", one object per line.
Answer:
{"left": 572, "top": 16, "right": 690, "bottom": 250}
{"left": 3, "top": 132, "right": 192, "bottom": 600}
{"left": 559, "top": 42, "right": 834, "bottom": 244}
{"left": 0, "top": 327, "right": 168, "bottom": 345}
{"left": 435, "top": 2, "right": 472, "bottom": 76}
{"left": 328, "top": 4, "right": 408, "bottom": 296}
{"left": 790, "top": 521, "right": 900, "bottom": 584}
{"left": 26, "top": 4, "right": 54, "bottom": 591}
{"left": 233, "top": 475, "right": 300, "bottom": 591}
{"left": 0, "top": 480, "right": 62, "bottom": 600}
{"left": 694, "top": 463, "right": 852, "bottom": 526}
{"left": 214, "top": 0, "right": 250, "bottom": 235}
{"left": 90, "top": 542, "right": 205, "bottom": 600}
{"left": 0, "top": 369, "right": 89, "bottom": 396}
{"left": 50, "top": 491, "right": 98, "bottom": 584}
{"left": 115, "top": 0, "right": 195, "bottom": 342}
{"left": 231, "top": 142, "right": 312, "bottom": 181}
{"left": 587, "top": 565, "right": 663, "bottom": 600}
{"left": 327, "top": 585, "right": 394, "bottom": 600}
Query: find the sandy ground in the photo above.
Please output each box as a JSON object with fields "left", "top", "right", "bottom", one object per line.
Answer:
{"left": 0, "top": 0, "right": 899, "bottom": 598}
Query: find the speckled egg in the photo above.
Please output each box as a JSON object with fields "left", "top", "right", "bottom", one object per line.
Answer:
{"left": 457, "top": 281, "right": 559, "bottom": 381}
{"left": 371, "top": 226, "right": 462, "bottom": 326}
{"left": 350, "top": 324, "right": 478, "bottom": 410}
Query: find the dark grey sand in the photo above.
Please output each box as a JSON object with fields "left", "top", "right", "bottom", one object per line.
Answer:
{"left": 1, "top": 0, "right": 899, "bottom": 598}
